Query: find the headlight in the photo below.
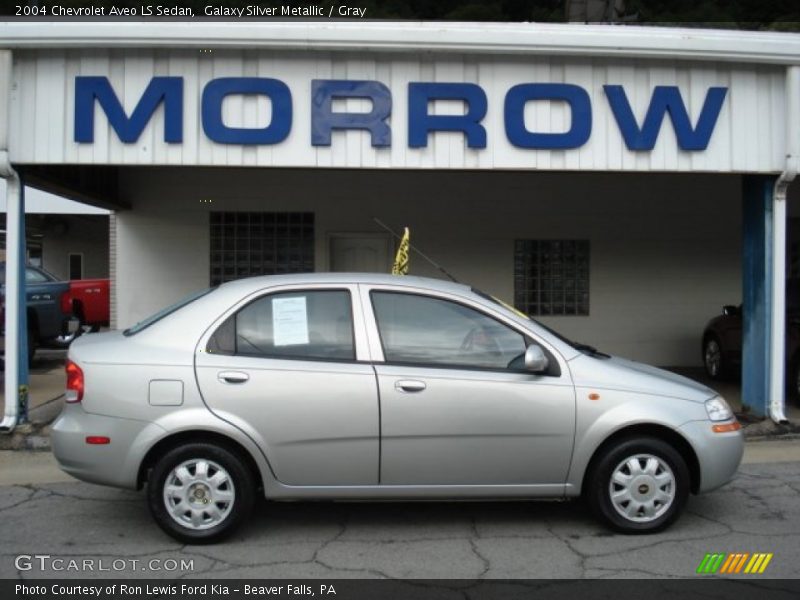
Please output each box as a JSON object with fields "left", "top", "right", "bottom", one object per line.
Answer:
{"left": 705, "top": 396, "right": 734, "bottom": 422}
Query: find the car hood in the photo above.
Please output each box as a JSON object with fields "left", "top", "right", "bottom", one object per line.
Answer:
{"left": 567, "top": 353, "right": 717, "bottom": 403}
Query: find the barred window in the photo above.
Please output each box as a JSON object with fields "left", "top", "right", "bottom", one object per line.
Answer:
{"left": 514, "top": 240, "right": 590, "bottom": 316}
{"left": 210, "top": 212, "right": 314, "bottom": 286}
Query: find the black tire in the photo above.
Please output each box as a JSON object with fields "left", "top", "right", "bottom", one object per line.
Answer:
{"left": 586, "top": 437, "right": 689, "bottom": 534}
{"left": 702, "top": 334, "right": 727, "bottom": 380}
{"left": 788, "top": 356, "right": 800, "bottom": 406}
{"left": 54, "top": 321, "right": 93, "bottom": 347}
{"left": 147, "top": 443, "right": 255, "bottom": 544}
{"left": 26, "top": 324, "right": 37, "bottom": 367}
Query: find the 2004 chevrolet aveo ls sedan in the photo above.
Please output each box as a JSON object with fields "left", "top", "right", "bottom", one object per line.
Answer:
{"left": 52, "top": 274, "right": 743, "bottom": 543}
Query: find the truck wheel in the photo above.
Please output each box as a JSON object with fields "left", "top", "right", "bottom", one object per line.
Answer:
{"left": 56, "top": 322, "right": 88, "bottom": 346}
{"left": 26, "top": 325, "right": 37, "bottom": 366}
{"left": 147, "top": 443, "right": 254, "bottom": 544}
{"left": 586, "top": 437, "right": 689, "bottom": 534}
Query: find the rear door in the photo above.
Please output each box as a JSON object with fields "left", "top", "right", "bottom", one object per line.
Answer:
{"left": 195, "top": 285, "right": 379, "bottom": 486}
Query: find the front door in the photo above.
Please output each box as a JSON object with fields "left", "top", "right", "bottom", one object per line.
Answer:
{"left": 367, "top": 289, "right": 576, "bottom": 486}
{"left": 196, "top": 286, "right": 379, "bottom": 486}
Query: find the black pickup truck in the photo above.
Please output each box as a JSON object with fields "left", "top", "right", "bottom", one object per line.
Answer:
{"left": 1, "top": 263, "right": 77, "bottom": 363}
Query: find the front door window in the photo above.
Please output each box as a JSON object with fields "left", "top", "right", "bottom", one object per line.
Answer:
{"left": 371, "top": 292, "right": 527, "bottom": 370}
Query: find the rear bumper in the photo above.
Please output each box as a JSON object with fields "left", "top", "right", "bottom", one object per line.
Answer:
{"left": 51, "top": 404, "right": 164, "bottom": 489}
{"left": 677, "top": 420, "right": 744, "bottom": 493}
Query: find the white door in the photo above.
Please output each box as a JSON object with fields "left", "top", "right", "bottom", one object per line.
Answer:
{"left": 330, "top": 234, "right": 392, "bottom": 273}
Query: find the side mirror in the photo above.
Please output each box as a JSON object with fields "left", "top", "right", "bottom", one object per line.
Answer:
{"left": 524, "top": 344, "right": 549, "bottom": 373}
{"left": 722, "top": 305, "right": 739, "bottom": 317}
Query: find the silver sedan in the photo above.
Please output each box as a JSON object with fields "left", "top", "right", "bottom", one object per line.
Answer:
{"left": 51, "top": 274, "right": 743, "bottom": 543}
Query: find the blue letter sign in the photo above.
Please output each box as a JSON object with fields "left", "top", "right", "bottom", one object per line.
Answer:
{"left": 201, "top": 78, "right": 292, "bottom": 145}
{"left": 408, "top": 82, "right": 487, "bottom": 148}
{"left": 604, "top": 85, "right": 727, "bottom": 151}
{"left": 504, "top": 83, "right": 592, "bottom": 149}
{"left": 74, "top": 75, "right": 728, "bottom": 154}
{"left": 311, "top": 80, "right": 392, "bottom": 147}
{"left": 74, "top": 76, "right": 183, "bottom": 143}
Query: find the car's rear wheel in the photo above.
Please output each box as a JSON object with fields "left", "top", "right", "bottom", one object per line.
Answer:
{"left": 147, "top": 443, "right": 254, "bottom": 544}
{"left": 587, "top": 437, "right": 689, "bottom": 534}
{"left": 703, "top": 335, "right": 726, "bottom": 379}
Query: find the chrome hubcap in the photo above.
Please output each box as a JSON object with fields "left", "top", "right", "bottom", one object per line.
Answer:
{"left": 163, "top": 459, "right": 235, "bottom": 530}
{"left": 609, "top": 454, "right": 675, "bottom": 523}
{"left": 704, "top": 340, "right": 721, "bottom": 377}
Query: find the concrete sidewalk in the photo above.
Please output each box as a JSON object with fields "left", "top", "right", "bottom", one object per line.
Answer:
{"left": 0, "top": 347, "right": 68, "bottom": 418}
{"left": 0, "top": 348, "right": 68, "bottom": 449}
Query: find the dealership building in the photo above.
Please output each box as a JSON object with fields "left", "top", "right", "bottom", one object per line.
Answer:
{"left": 1, "top": 21, "right": 799, "bottom": 425}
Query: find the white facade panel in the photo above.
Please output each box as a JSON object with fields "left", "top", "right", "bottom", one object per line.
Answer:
{"left": 9, "top": 49, "right": 787, "bottom": 173}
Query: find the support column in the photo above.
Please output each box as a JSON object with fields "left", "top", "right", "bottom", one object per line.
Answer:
{"left": 16, "top": 181, "right": 29, "bottom": 423}
{"left": 742, "top": 175, "right": 780, "bottom": 418}
{"left": 2, "top": 173, "right": 27, "bottom": 429}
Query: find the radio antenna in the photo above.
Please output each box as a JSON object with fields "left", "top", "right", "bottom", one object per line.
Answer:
{"left": 373, "top": 217, "right": 460, "bottom": 284}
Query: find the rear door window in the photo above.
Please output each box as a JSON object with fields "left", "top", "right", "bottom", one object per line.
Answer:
{"left": 208, "top": 289, "right": 355, "bottom": 362}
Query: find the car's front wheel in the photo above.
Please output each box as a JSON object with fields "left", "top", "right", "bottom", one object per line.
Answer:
{"left": 147, "top": 443, "right": 254, "bottom": 544}
{"left": 586, "top": 437, "right": 689, "bottom": 534}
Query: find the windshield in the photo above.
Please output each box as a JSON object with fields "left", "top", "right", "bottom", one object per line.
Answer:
{"left": 0, "top": 264, "right": 59, "bottom": 285}
{"left": 123, "top": 287, "right": 215, "bottom": 336}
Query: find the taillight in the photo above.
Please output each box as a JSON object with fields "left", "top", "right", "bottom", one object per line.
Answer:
{"left": 60, "top": 292, "right": 73, "bottom": 315}
{"left": 65, "top": 360, "right": 84, "bottom": 403}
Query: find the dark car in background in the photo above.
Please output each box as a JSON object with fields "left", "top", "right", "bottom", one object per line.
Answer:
{"left": 0, "top": 263, "right": 77, "bottom": 363}
{"left": 702, "top": 280, "right": 800, "bottom": 402}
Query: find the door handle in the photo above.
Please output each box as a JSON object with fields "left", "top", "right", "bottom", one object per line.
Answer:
{"left": 394, "top": 379, "right": 426, "bottom": 393}
{"left": 218, "top": 371, "right": 250, "bottom": 384}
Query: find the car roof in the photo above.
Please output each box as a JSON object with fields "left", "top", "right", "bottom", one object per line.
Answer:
{"left": 217, "top": 272, "right": 472, "bottom": 295}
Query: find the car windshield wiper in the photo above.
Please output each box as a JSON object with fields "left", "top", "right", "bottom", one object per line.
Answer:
{"left": 574, "top": 342, "right": 610, "bottom": 358}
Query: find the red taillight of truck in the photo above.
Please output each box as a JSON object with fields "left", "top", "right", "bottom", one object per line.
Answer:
{"left": 60, "top": 291, "right": 73, "bottom": 315}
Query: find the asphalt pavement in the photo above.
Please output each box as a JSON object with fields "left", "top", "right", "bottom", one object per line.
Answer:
{"left": 0, "top": 443, "right": 798, "bottom": 579}
{"left": 1, "top": 350, "right": 799, "bottom": 579}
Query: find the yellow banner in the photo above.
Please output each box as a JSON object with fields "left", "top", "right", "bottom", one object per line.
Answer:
{"left": 392, "top": 227, "right": 410, "bottom": 275}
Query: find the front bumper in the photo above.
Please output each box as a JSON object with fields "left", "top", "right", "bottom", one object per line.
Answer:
{"left": 677, "top": 420, "right": 744, "bottom": 493}
{"left": 51, "top": 403, "right": 163, "bottom": 490}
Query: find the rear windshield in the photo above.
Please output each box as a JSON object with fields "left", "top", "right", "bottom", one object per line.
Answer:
{"left": 123, "top": 288, "right": 215, "bottom": 336}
